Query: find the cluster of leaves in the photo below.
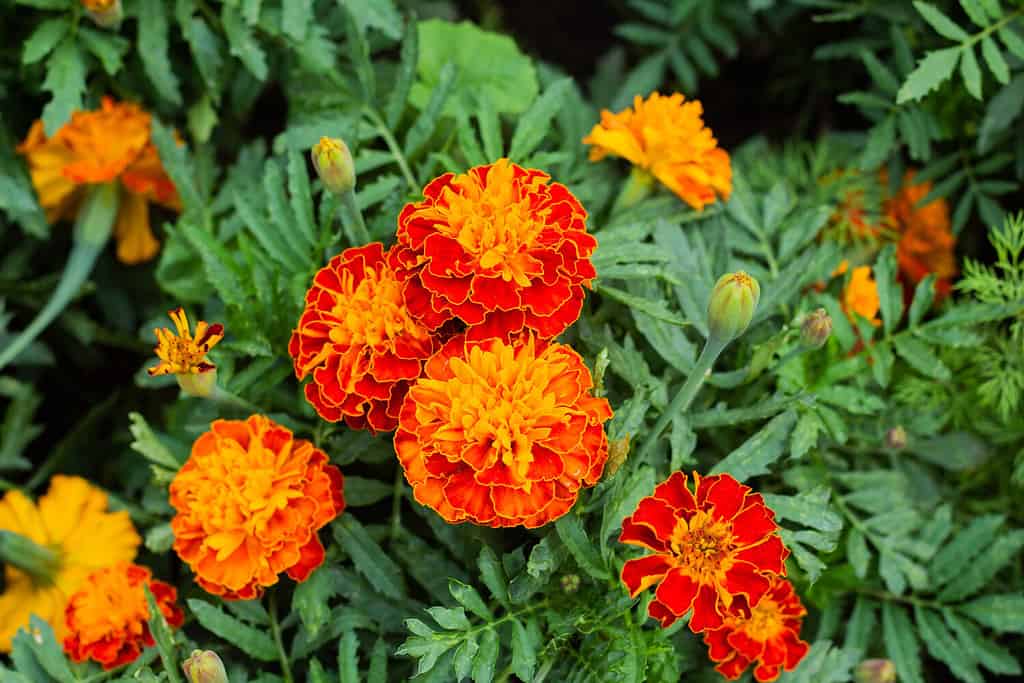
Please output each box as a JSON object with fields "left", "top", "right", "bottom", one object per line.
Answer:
{"left": 1, "top": 1, "right": 1023, "bottom": 682}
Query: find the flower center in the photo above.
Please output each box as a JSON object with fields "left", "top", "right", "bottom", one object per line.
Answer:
{"left": 669, "top": 510, "right": 735, "bottom": 582}
{"left": 325, "top": 264, "right": 429, "bottom": 350}
{"left": 434, "top": 161, "right": 547, "bottom": 286}
{"left": 740, "top": 598, "right": 786, "bottom": 641}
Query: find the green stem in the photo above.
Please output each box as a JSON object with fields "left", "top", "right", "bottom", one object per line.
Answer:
{"left": 610, "top": 167, "right": 655, "bottom": 215}
{"left": 0, "top": 183, "right": 118, "bottom": 371}
{"left": 339, "top": 188, "right": 371, "bottom": 245}
{"left": 636, "top": 335, "right": 729, "bottom": 463}
{"left": 268, "top": 589, "right": 294, "bottom": 683}
{"left": 209, "top": 385, "right": 261, "bottom": 413}
{"left": 364, "top": 107, "right": 418, "bottom": 191}
{"left": 0, "top": 530, "right": 60, "bottom": 583}
{"left": 390, "top": 465, "right": 404, "bottom": 543}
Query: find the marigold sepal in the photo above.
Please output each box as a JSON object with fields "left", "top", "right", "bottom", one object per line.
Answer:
{"left": 82, "top": 0, "right": 123, "bottom": 28}
{"left": 183, "top": 649, "right": 229, "bottom": 683}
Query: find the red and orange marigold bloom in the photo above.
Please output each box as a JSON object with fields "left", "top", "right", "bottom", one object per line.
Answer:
{"left": 619, "top": 471, "right": 787, "bottom": 633}
{"left": 395, "top": 334, "right": 612, "bottom": 528}
{"left": 704, "top": 576, "right": 810, "bottom": 682}
{"left": 17, "top": 97, "right": 179, "bottom": 264}
{"left": 883, "top": 170, "right": 957, "bottom": 298}
{"left": 391, "top": 159, "right": 597, "bottom": 341}
{"left": 583, "top": 91, "right": 732, "bottom": 210}
{"left": 63, "top": 562, "right": 183, "bottom": 670}
{"left": 169, "top": 415, "right": 345, "bottom": 600}
{"left": 290, "top": 243, "right": 439, "bottom": 433}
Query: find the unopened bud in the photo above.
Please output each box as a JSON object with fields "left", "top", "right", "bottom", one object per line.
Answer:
{"left": 177, "top": 368, "right": 217, "bottom": 399}
{"left": 800, "top": 308, "right": 832, "bottom": 349}
{"left": 311, "top": 137, "right": 355, "bottom": 194}
{"left": 560, "top": 574, "right": 580, "bottom": 593}
{"left": 605, "top": 435, "right": 630, "bottom": 477}
{"left": 855, "top": 659, "right": 896, "bottom": 683}
{"left": 81, "top": 0, "right": 123, "bottom": 28}
{"left": 885, "top": 426, "right": 907, "bottom": 451}
{"left": 707, "top": 272, "right": 760, "bottom": 343}
{"left": 182, "top": 650, "right": 228, "bottom": 683}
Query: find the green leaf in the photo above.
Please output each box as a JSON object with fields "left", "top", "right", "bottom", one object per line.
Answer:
{"left": 427, "top": 606, "right": 472, "bottom": 631}
{"left": 882, "top": 603, "right": 925, "bottom": 683}
{"left": 897, "top": 47, "right": 960, "bottom": 103}
{"left": 556, "top": 514, "right": 612, "bottom": 581}
{"left": 508, "top": 77, "right": 572, "bottom": 161}
{"left": 961, "top": 45, "right": 983, "bottom": 98}
{"left": 790, "top": 411, "right": 822, "bottom": 459}
{"left": 452, "top": 638, "right": 479, "bottom": 680}
{"left": 287, "top": 151, "right": 318, "bottom": 249}
{"left": 998, "top": 26, "right": 1024, "bottom": 59}
{"left": 930, "top": 515, "right": 1005, "bottom": 585}
{"left": 343, "top": 0, "right": 403, "bottom": 40}
{"left": 78, "top": 27, "right": 129, "bottom": 76}
{"left": 938, "top": 530, "right": 1024, "bottom": 602}
{"left": 944, "top": 612, "right": 1023, "bottom": 676}
{"left": 847, "top": 529, "right": 871, "bottom": 578}
{"left": 128, "top": 412, "right": 182, "bottom": 469}
{"left": 151, "top": 119, "right": 205, "bottom": 219}
{"left": 293, "top": 566, "right": 340, "bottom": 636}
{"left": 137, "top": 0, "right": 182, "bottom": 105}
{"left": 145, "top": 587, "right": 183, "bottom": 683}
{"left": 913, "top": 2, "right": 969, "bottom": 41}
{"left": 907, "top": 275, "right": 936, "bottom": 327}
{"left": 412, "top": 19, "right": 538, "bottom": 116}
{"left": 874, "top": 245, "right": 903, "bottom": 334}
{"left": 594, "top": 284, "right": 689, "bottom": 327}
{"left": 181, "top": 17, "right": 226, "bottom": 95}
{"left": 386, "top": 21, "right": 419, "bottom": 129}
{"left": 24, "top": 616, "right": 73, "bottom": 682}
{"left": 477, "top": 546, "right": 509, "bottom": 605}
{"left": 959, "top": 0, "right": 991, "bottom": 27}
{"left": 510, "top": 620, "right": 537, "bottom": 681}
{"left": 41, "top": 38, "right": 85, "bottom": 135}
{"left": 448, "top": 579, "right": 492, "bottom": 620}
{"left": 188, "top": 599, "right": 277, "bottom": 661}
{"left": 343, "top": 476, "right": 392, "bottom": 507}
{"left": 860, "top": 115, "right": 896, "bottom": 169}
{"left": 404, "top": 61, "right": 457, "bottom": 159}
{"left": 282, "top": 0, "right": 313, "bottom": 41}
{"left": 763, "top": 488, "right": 843, "bottom": 533}
{"left": 915, "top": 607, "right": 983, "bottom": 683}
{"left": 980, "top": 35, "right": 1010, "bottom": 84}
{"left": 960, "top": 594, "right": 1024, "bottom": 633}
{"left": 471, "top": 629, "right": 499, "bottom": 683}
{"left": 368, "top": 637, "right": 390, "bottom": 682}
{"left": 22, "top": 18, "right": 68, "bottom": 64}
{"left": 333, "top": 516, "right": 406, "bottom": 599}
{"left": 894, "top": 335, "right": 951, "bottom": 380}
{"left": 180, "top": 222, "right": 248, "bottom": 309}
{"left": 223, "top": 4, "right": 268, "bottom": 80}
{"left": 340, "top": 1, "right": 375, "bottom": 103}
{"left": 710, "top": 410, "right": 798, "bottom": 482}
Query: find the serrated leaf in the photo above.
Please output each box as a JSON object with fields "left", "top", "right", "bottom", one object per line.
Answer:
{"left": 930, "top": 514, "right": 1004, "bottom": 586}
{"left": 960, "top": 594, "right": 1024, "bottom": 633}
{"left": 860, "top": 115, "right": 896, "bottom": 169}
{"left": 189, "top": 599, "right": 277, "bottom": 660}
{"left": 452, "top": 637, "right": 479, "bottom": 680}
{"left": 961, "top": 45, "right": 983, "bottom": 99}
{"left": 938, "top": 530, "right": 1024, "bottom": 601}
{"left": 907, "top": 275, "right": 936, "bottom": 327}
{"left": 710, "top": 410, "right": 798, "bottom": 482}
{"left": 556, "top": 514, "right": 611, "bottom": 581}
{"left": 508, "top": 77, "right": 572, "bottom": 161}
{"left": 510, "top": 619, "right": 537, "bottom": 681}
{"left": 915, "top": 607, "right": 983, "bottom": 683}
{"left": 790, "top": 411, "right": 821, "bottom": 459}
{"left": 847, "top": 529, "right": 871, "bottom": 578}
{"left": 23, "top": 616, "right": 73, "bottom": 682}
{"left": 471, "top": 629, "right": 499, "bottom": 683}
{"left": 883, "top": 602, "right": 925, "bottom": 683}
{"left": 137, "top": 0, "right": 182, "bottom": 105}
{"left": 41, "top": 38, "right": 85, "bottom": 135}
{"left": 343, "top": 0, "right": 403, "bottom": 40}
{"left": 293, "top": 566, "right": 339, "bottom": 636}
{"left": 223, "top": 4, "right": 268, "bottom": 80}
{"left": 944, "top": 612, "right": 1023, "bottom": 676}
{"left": 894, "top": 335, "right": 951, "bottom": 380}
{"left": 448, "top": 580, "right": 492, "bottom": 620}
{"left": 386, "top": 20, "right": 419, "bottom": 129}
{"left": 998, "top": 26, "right": 1024, "bottom": 59}
{"left": 404, "top": 61, "right": 457, "bottom": 159}
{"left": 980, "top": 35, "right": 1010, "bottom": 84}
{"left": 282, "top": 0, "right": 313, "bottom": 40}
{"left": 897, "top": 47, "right": 960, "bottom": 103}
{"left": 180, "top": 222, "right": 248, "bottom": 309}
{"left": 914, "top": 2, "right": 969, "bottom": 41}
{"left": 476, "top": 547, "right": 508, "bottom": 605}
{"left": 22, "top": 18, "right": 68, "bottom": 64}
{"left": 333, "top": 516, "right": 406, "bottom": 599}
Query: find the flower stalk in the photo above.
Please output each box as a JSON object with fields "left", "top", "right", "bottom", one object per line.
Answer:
{"left": 610, "top": 166, "right": 655, "bottom": 214}
{"left": 0, "top": 530, "right": 61, "bottom": 585}
{"left": 0, "top": 182, "right": 119, "bottom": 371}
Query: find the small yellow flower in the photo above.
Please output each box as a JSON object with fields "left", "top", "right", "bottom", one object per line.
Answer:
{"left": 149, "top": 307, "right": 223, "bottom": 377}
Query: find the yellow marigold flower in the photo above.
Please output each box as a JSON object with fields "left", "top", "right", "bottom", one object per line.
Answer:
{"left": 583, "top": 92, "right": 732, "bottom": 210}
{"left": 0, "top": 476, "right": 141, "bottom": 652}
{"left": 169, "top": 415, "right": 345, "bottom": 600}
{"left": 17, "top": 96, "right": 180, "bottom": 264}
{"left": 842, "top": 266, "right": 881, "bottom": 327}
{"left": 149, "top": 307, "right": 224, "bottom": 377}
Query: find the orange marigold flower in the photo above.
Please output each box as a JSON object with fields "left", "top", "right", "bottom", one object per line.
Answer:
{"left": 63, "top": 562, "right": 183, "bottom": 670}
{"left": 842, "top": 265, "right": 881, "bottom": 327}
{"left": 395, "top": 334, "right": 612, "bottom": 528}
{"left": 17, "top": 96, "right": 179, "bottom": 264}
{"left": 583, "top": 92, "right": 732, "bottom": 210}
{"left": 704, "top": 576, "right": 810, "bottom": 682}
{"left": 883, "top": 170, "right": 957, "bottom": 298}
{"left": 289, "top": 243, "right": 439, "bottom": 433}
{"left": 619, "top": 471, "right": 787, "bottom": 633}
{"left": 0, "top": 476, "right": 140, "bottom": 652}
{"left": 169, "top": 415, "right": 345, "bottom": 599}
{"left": 149, "top": 307, "right": 223, "bottom": 376}
{"left": 391, "top": 159, "right": 597, "bottom": 341}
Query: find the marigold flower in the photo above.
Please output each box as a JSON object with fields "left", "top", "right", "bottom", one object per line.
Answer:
{"left": 842, "top": 266, "right": 881, "bottom": 327}
{"left": 619, "top": 471, "right": 787, "bottom": 633}
{"left": 883, "top": 170, "right": 957, "bottom": 297}
{"left": 149, "top": 307, "right": 223, "bottom": 376}
{"left": 391, "top": 159, "right": 597, "bottom": 341}
{"left": 290, "top": 243, "right": 439, "bottom": 433}
{"left": 169, "top": 415, "right": 345, "bottom": 599}
{"left": 17, "top": 96, "right": 179, "bottom": 264}
{"left": 703, "top": 576, "right": 810, "bottom": 682}
{"left": 63, "top": 562, "right": 183, "bottom": 670}
{"left": 0, "top": 476, "right": 140, "bottom": 651}
{"left": 312, "top": 137, "right": 355, "bottom": 194}
{"left": 395, "top": 334, "right": 613, "bottom": 528}
{"left": 583, "top": 92, "right": 732, "bottom": 210}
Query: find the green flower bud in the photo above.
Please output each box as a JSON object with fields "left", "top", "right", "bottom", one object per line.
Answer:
{"left": 707, "top": 271, "right": 760, "bottom": 343}
{"left": 82, "top": 0, "right": 123, "bottom": 29}
{"left": 182, "top": 650, "right": 228, "bottom": 683}
{"left": 800, "top": 308, "right": 832, "bottom": 349}
{"left": 311, "top": 137, "right": 355, "bottom": 194}
{"left": 560, "top": 574, "right": 581, "bottom": 594}
{"left": 885, "top": 426, "right": 907, "bottom": 451}
{"left": 0, "top": 530, "right": 60, "bottom": 586}
{"left": 855, "top": 659, "right": 896, "bottom": 683}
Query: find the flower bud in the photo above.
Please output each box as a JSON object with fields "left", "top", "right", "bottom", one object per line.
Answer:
{"left": 177, "top": 368, "right": 218, "bottom": 399}
{"left": 605, "top": 434, "right": 631, "bottom": 477}
{"left": 800, "top": 308, "right": 832, "bottom": 349}
{"left": 885, "top": 426, "right": 907, "bottom": 451}
{"left": 855, "top": 659, "right": 896, "bottom": 683}
{"left": 0, "top": 530, "right": 60, "bottom": 585}
{"left": 560, "top": 574, "right": 581, "bottom": 594}
{"left": 81, "top": 0, "right": 123, "bottom": 28}
{"left": 707, "top": 271, "right": 760, "bottom": 343}
{"left": 182, "top": 650, "right": 228, "bottom": 683}
{"left": 311, "top": 137, "right": 355, "bottom": 194}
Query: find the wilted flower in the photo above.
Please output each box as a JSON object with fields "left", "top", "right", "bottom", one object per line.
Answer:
{"left": 183, "top": 649, "right": 228, "bottom": 683}
{"left": 169, "top": 415, "right": 345, "bottom": 599}
{"left": 800, "top": 308, "right": 832, "bottom": 349}
{"left": 311, "top": 137, "right": 355, "bottom": 194}
{"left": 708, "top": 272, "right": 760, "bottom": 343}
{"left": 583, "top": 92, "right": 732, "bottom": 210}
{"left": 842, "top": 266, "right": 881, "bottom": 327}
{"left": 391, "top": 159, "right": 597, "bottom": 341}
{"left": 289, "top": 243, "right": 439, "bottom": 433}
{"left": 619, "top": 471, "right": 787, "bottom": 632}
{"left": 17, "top": 97, "right": 179, "bottom": 264}
{"left": 703, "top": 576, "right": 810, "bottom": 682}
{"left": 885, "top": 426, "right": 908, "bottom": 451}
{"left": 63, "top": 562, "right": 183, "bottom": 670}
{"left": 395, "top": 334, "right": 613, "bottom": 528}
{"left": 855, "top": 659, "right": 897, "bottom": 683}
{"left": 0, "top": 476, "right": 140, "bottom": 651}
{"left": 149, "top": 307, "right": 224, "bottom": 398}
